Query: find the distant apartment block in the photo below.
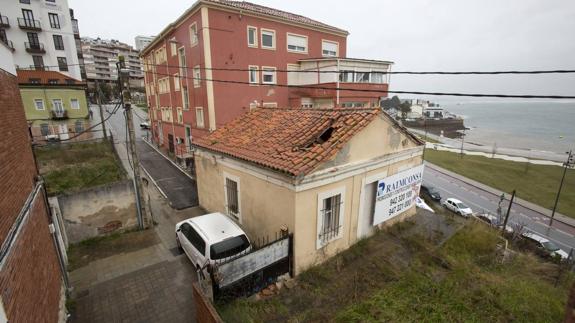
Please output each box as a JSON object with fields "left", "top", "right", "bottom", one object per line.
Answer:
{"left": 141, "top": 0, "right": 393, "bottom": 163}
{"left": 81, "top": 37, "right": 144, "bottom": 90}
{"left": 0, "top": 0, "right": 83, "bottom": 80}
{"left": 135, "top": 35, "right": 155, "bottom": 50}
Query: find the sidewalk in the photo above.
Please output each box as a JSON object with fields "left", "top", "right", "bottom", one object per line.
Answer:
{"left": 425, "top": 162, "right": 575, "bottom": 227}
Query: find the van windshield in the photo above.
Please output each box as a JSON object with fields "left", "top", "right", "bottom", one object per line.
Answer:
{"left": 210, "top": 235, "right": 250, "bottom": 260}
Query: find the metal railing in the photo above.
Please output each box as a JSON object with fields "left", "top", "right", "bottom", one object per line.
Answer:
{"left": 0, "top": 15, "right": 9, "bottom": 27}
{"left": 25, "top": 42, "right": 45, "bottom": 53}
{"left": 1, "top": 39, "right": 14, "bottom": 50}
{"left": 18, "top": 18, "right": 41, "bottom": 30}
{"left": 51, "top": 109, "right": 68, "bottom": 120}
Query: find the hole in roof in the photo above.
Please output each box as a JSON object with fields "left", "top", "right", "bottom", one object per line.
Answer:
{"left": 305, "top": 127, "right": 334, "bottom": 148}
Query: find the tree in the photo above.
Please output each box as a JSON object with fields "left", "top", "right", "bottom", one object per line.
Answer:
{"left": 381, "top": 95, "right": 401, "bottom": 109}
{"left": 399, "top": 101, "right": 412, "bottom": 119}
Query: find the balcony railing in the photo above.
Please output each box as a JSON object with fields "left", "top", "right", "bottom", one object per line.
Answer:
{"left": 71, "top": 19, "right": 79, "bottom": 35}
{"left": 18, "top": 18, "right": 41, "bottom": 31}
{"left": 51, "top": 109, "right": 68, "bottom": 120}
{"left": 0, "top": 15, "right": 9, "bottom": 28}
{"left": 25, "top": 42, "right": 45, "bottom": 54}
{"left": 1, "top": 39, "right": 14, "bottom": 51}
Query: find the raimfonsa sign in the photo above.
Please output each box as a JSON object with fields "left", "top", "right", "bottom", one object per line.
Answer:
{"left": 373, "top": 165, "right": 425, "bottom": 225}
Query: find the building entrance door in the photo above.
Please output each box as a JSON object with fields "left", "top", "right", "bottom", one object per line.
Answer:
{"left": 168, "top": 134, "right": 174, "bottom": 153}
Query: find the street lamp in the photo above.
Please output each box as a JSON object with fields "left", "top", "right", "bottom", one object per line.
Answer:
{"left": 549, "top": 150, "right": 574, "bottom": 227}
{"left": 458, "top": 129, "right": 466, "bottom": 158}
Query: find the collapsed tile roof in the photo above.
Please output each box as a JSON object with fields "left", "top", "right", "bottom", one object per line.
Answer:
{"left": 194, "top": 107, "right": 383, "bottom": 176}
{"left": 204, "top": 0, "right": 348, "bottom": 34}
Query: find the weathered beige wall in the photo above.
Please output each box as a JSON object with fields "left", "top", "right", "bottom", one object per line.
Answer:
{"left": 58, "top": 179, "right": 136, "bottom": 243}
{"left": 195, "top": 154, "right": 296, "bottom": 241}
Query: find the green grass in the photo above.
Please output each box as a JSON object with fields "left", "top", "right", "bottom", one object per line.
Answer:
{"left": 417, "top": 134, "right": 442, "bottom": 144}
{"left": 135, "top": 103, "right": 148, "bottom": 112}
{"left": 218, "top": 217, "right": 571, "bottom": 322}
{"left": 35, "top": 141, "right": 125, "bottom": 195}
{"left": 425, "top": 149, "right": 575, "bottom": 218}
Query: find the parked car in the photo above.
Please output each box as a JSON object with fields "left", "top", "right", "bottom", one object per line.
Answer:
{"left": 175, "top": 213, "right": 251, "bottom": 273}
{"left": 521, "top": 231, "right": 569, "bottom": 261}
{"left": 420, "top": 184, "right": 441, "bottom": 201}
{"left": 442, "top": 198, "right": 473, "bottom": 217}
{"left": 140, "top": 121, "right": 150, "bottom": 129}
{"left": 475, "top": 213, "right": 513, "bottom": 234}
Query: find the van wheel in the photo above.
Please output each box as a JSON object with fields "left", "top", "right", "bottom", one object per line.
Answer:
{"left": 176, "top": 236, "right": 182, "bottom": 251}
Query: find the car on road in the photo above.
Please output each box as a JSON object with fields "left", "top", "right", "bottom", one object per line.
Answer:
{"left": 521, "top": 231, "right": 569, "bottom": 261}
{"left": 176, "top": 213, "right": 251, "bottom": 274}
{"left": 140, "top": 121, "right": 150, "bottom": 129}
{"left": 442, "top": 198, "right": 473, "bottom": 217}
{"left": 475, "top": 213, "right": 513, "bottom": 234}
{"left": 420, "top": 184, "right": 441, "bottom": 201}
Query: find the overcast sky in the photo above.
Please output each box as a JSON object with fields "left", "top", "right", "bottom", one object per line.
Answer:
{"left": 69, "top": 0, "right": 575, "bottom": 101}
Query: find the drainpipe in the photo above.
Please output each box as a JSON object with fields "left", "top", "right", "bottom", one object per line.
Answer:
{"left": 165, "top": 38, "right": 178, "bottom": 161}
{"left": 336, "top": 59, "right": 340, "bottom": 106}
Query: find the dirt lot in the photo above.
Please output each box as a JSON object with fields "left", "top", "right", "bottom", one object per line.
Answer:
{"left": 218, "top": 208, "right": 573, "bottom": 322}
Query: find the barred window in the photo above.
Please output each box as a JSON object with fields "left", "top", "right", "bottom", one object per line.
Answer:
{"left": 75, "top": 120, "right": 84, "bottom": 133}
{"left": 225, "top": 177, "right": 239, "bottom": 220}
{"left": 319, "top": 194, "right": 342, "bottom": 244}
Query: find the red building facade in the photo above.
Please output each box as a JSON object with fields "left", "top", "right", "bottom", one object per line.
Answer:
{"left": 141, "top": 0, "right": 392, "bottom": 163}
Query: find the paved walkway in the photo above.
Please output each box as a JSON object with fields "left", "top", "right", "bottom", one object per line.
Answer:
{"left": 70, "top": 184, "right": 206, "bottom": 322}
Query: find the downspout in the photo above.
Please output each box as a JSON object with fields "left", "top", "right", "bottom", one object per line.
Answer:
{"left": 165, "top": 38, "right": 177, "bottom": 160}
{"left": 336, "top": 59, "right": 340, "bottom": 106}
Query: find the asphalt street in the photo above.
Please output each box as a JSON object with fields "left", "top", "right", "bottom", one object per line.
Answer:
{"left": 424, "top": 165, "right": 575, "bottom": 254}
{"left": 91, "top": 104, "right": 199, "bottom": 210}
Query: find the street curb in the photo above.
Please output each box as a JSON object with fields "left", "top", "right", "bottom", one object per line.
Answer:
{"left": 142, "top": 138, "right": 196, "bottom": 181}
{"left": 425, "top": 162, "right": 575, "bottom": 228}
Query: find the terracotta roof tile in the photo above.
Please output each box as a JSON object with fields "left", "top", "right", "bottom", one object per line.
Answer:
{"left": 194, "top": 107, "right": 381, "bottom": 176}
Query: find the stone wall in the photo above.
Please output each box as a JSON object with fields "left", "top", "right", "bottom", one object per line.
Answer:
{"left": 58, "top": 179, "right": 137, "bottom": 243}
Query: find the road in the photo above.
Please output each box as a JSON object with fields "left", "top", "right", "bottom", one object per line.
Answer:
{"left": 424, "top": 164, "right": 575, "bottom": 253}
{"left": 91, "top": 104, "right": 199, "bottom": 209}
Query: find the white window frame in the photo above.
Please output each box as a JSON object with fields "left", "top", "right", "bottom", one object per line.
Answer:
{"left": 174, "top": 73, "right": 180, "bottom": 91}
{"left": 248, "top": 65, "right": 259, "bottom": 85}
{"left": 190, "top": 22, "right": 198, "bottom": 47}
{"left": 286, "top": 33, "right": 308, "bottom": 54}
{"left": 195, "top": 107, "right": 205, "bottom": 128}
{"left": 193, "top": 65, "right": 201, "bottom": 88}
{"left": 182, "top": 87, "right": 190, "bottom": 111}
{"left": 287, "top": 63, "right": 299, "bottom": 86}
{"left": 34, "top": 98, "right": 45, "bottom": 110}
{"left": 52, "top": 99, "right": 63, "bottom": 111}
{"left": 316, "top": 186, "right": 346, "bottom": 249}
{"left": 322, "top": 39, "right": 339, "bottom": 57}
{"left": 261, "top": 66, "right": 276, "bottom": 85}
{"left": 247, "top": 26, "right": 258, "bottom": 48}
{"left": 260, "top": 28, "right": 276, "bottom": 50}
{"left": 223, "top": 172, "right": 242, "bottom": 223}
{"left": 176, "top": 107, "right": 183, "bottom": 124}
{"left": 170, "top": 39, "right": 177, "bottom": 56}
{"left": 70, "top": 98, "right": 80, "bottom": 110}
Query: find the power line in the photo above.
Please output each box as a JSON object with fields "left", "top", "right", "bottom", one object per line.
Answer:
{"left": 137, "top": 68, "right": 575, "bottom": 100}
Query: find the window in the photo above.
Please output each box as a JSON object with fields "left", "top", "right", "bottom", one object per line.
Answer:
{"left": 75, "top": 120, "right": 84, "bottom": 133}
{"left": 29, "top": 78, "right": 41, "bottom": 84}
{"left": 322, "top": 40, "right": 338, "bottom": 57}
{"left": 193, "top": 66, "right": 201, "bottom": 87}
{"left": 262, "top": 102, "right": 277, "bottom": 108}
{"left": 174, "top": 74, "right": 180, "bottom": 91}
{"left": 225, "top": 175, "right": 240, "bottom": 220}
{"left": 371, "top": 72, "right": 385, "bottom": 84}
{"left": 180, "top": 223, "right": 206, "bottom": 255}
{"left": 355, "top": 71, "right": 370, "bottom": 83}
{"left": 57, "top": 57, "right": 68, "bottom": 71}
{"left": 195, "top": 107, "right": 204, "bottom": 128}
{"left": 317, "top": 187, "right": 346, "bottom": 248}
{"left": 247, "top": 26, "right": 257, "bottom": 47}
{"left": 261, "top": 29, "right": 275, "bottom": 49}
{"left": 341, "top": 102, "right": 366, "bottom": 108}
{"left": 287, "top": 33, "right": 307, "bottom": 53}
{"left": 48, "top": 79, "right": 59, "bottom": 84}
{"left": 48, "top": 13, "right": 60, "bottom": 29}
{"left": 52, "top": 99, "right": 63, "bottom": 111}
{"left": 287, "top": 64, "right": 299, "bottom": 85}
{"left": 27, "top": 32, "right": 39, "bottom": 47}
{"left": 178, "top": 47, "right": 187, "bottom": 76}
{"left": 176, "top": 107, "right": 183, "bottom": 124}
{"left": 20, "top": 0, "right": 31, "bottom": 4}
{"left": 182, "top": 87, "right": 189, "bottom": 110}
{"left": 170, "top": 40, "right": 177, "bottom": 56}
{"left": 158, "top": 77, "right": 170, "bottom": 93}
{"left": 40, "top": 123, "right": 49, "bottom": 136}
{"left": 262, "top": 67, "right": 276, "bottom": 84}
{"left": 339, "top": 70, "right": 354, "bottom": 83}
{"left": 248, "top": 65, "right": 258, "bottom": 84}
{"left": 53, "top": 34, "right": 64, "bottom": 50}
{"left": 34, "top": 99, "right": 45, "bottom": 110}
{"left": 189, "top": 23, "right": 198, "bottom": 46}
{"left": 70, "top": 98, "right": 80, "bottom": 109}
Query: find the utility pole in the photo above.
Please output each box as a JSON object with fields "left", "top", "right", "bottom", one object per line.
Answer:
{"left": 549, "top": 150, "right": 574, "bottom": 227}
{"left": 502, "top": 190, "right": 515, "bottom": 233}
{"left": 96, "top": 81, "right": 107, "bottom": 141}
{"left": 118, "top": 56, "right": 146, "bottom": 230}
{"left": 459, "top": 129, "right": 466, "bottom": 158}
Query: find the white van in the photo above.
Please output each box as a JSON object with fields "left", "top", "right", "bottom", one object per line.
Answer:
{"left": 175, "top": 213, "right": 251, "bottom": 272}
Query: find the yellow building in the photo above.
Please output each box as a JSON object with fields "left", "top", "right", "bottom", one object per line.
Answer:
{"left": 193, "top": 107, "right": 424, "bottom": 274}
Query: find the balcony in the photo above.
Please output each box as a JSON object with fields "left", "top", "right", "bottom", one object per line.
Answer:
{"left": 18, "top": 18, "right": 41, "bottom": 31}
{"left": 51, "top": 109, "right": 68, "bottom": 120}
{"left": 1, "top": 39, "right": 14, "bottom": 51}
{"left": 25, "top": 42, "right": 45, "bottom": 54}
{"left": 0, "top": 15, "right": 9, "bottom": 28}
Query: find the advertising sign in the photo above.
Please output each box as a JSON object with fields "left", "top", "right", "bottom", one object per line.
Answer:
{"left": 373, "top": 164, "right": 425, "bottom": 225}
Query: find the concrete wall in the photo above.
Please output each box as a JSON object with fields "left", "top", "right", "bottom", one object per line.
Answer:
{"left": 58, "top": 179, "right": 137, "bottom": 243}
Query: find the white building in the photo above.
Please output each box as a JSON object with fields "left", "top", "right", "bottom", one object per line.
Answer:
{"left": 0, "top": 0, "right": 82, "bottom": 80}
{"left": 135, "top": 35, "right": 154, "bottom": 51}
{"left": 81, "top": 37, "right": 144, "bottom": 89}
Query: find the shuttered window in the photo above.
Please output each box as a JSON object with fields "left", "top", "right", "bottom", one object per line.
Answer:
{"left": 226, "top": 178, "right": 239, "bottom": 219}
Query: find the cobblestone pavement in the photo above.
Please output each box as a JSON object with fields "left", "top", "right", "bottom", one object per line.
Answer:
{"left": 70, "top": 184, "right": 205, "bottom": 322}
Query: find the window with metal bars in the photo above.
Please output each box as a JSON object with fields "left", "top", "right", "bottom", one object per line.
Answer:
{"left": 226, "top": 178, "right": 239, "bottom": 219}
{"left": 319, "top": 194, "right": 342, "bottom": 244}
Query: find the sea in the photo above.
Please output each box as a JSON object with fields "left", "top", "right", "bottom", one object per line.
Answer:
{"left": 439, "top": 101, "right": 575, "bottom": 154}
